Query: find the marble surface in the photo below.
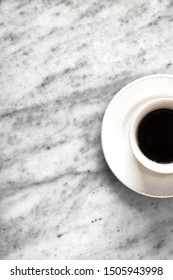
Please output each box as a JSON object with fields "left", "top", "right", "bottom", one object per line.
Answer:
{"left": 1, "top": 0, "right": 173, "bottom": 260}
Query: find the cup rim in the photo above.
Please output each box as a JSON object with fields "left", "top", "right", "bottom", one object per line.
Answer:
{"left": 129, "top": 98, "right": 173, "bottom": 174}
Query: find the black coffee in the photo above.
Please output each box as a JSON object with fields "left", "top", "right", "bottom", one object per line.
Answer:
{"left": 137, "top": 109, "right": 173, "bottom": 163}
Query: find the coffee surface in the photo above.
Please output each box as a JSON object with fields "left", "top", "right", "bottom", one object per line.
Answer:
{"left": 137, "top": 109, "right": 173, "bottom": 163}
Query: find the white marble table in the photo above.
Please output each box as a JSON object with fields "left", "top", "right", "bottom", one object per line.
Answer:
{"left": 1, "top": 0, "right": 173, "bottom": 259}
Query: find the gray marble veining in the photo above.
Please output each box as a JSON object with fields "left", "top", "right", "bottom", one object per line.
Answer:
{"left": 1, "top": 0, "right": 173, "bottom": 259}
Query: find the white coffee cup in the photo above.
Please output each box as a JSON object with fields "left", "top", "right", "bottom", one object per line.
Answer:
{"left": 129, "top": 98, "right": 173, "bottom": 174}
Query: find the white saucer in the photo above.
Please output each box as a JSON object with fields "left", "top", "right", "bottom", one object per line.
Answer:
{"left": 101, "top": 74, "right": 173, "bottom": 198}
